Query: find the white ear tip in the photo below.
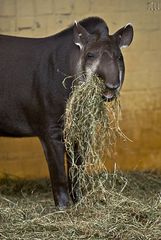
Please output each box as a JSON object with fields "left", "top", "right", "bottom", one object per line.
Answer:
{"left": 74, "top": 20, "right": 78, "bottom": 25}
{"left": 125, "top": 23, "right": 133, "bottom": 28}
{"left": 75, "top": 42, "right": 83, "bottom": 50}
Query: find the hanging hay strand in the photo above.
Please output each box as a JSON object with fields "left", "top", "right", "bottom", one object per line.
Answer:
{"left": 64, "top": 75, "right": 125, "bottom": 193}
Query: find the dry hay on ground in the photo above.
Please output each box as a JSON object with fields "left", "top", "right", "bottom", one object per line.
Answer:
{"left": 0, "top": 171, "right": 161, "bottom": 240}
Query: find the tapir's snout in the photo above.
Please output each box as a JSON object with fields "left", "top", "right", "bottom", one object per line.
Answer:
{"left": 97, "top": 56, "right": 121, "bottom": 102}
{"left": 102, "top": 83, "right": 120, "bottom": 101}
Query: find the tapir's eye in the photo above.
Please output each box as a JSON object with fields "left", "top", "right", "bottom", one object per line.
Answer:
{"left": 86, "top": 52, "right": 96, "bottom": 59}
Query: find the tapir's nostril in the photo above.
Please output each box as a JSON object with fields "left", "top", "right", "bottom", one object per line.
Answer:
{"left": 106, "top": 83, "right": 120, "bottom": 90}
{"left": 96, "top": 74, "right": 120, "bottom": 90}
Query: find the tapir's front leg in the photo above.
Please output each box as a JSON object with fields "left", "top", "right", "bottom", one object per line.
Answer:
{"left": 39, "top": 124, "right": 69, "bottom": 208}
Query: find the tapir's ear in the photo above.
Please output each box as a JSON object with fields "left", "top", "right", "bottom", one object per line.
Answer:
{"left": 73, "top": 21, "right": 90, "bottom": 49}
{"left": 114, "top": 24, "right": 134, "bottom": 48}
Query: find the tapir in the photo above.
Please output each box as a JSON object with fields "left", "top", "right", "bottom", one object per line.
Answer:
{"left": 0, "top": 17, "right": 133, "bottom": 208}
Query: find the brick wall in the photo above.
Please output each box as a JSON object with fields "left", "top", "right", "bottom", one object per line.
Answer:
{"left": 0, "top": 0, "right": 161, "bottom": 178}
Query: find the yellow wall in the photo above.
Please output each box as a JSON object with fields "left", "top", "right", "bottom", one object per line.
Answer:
{"left": 0, "top": 0, "right": 161, "bottom": 178}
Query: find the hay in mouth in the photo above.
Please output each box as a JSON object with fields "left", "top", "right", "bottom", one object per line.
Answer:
{"left": 64, "top": 75, "right": 125, "bottom": 194}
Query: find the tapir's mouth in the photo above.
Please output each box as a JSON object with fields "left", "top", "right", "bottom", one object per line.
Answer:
{"left": 102, "top": 89, "right": 117, "bottom": 102}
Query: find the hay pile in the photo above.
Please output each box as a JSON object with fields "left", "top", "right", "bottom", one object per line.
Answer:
{"left": 0, "top": 172, "right": 161, "bottom": 240}
{"left": 64, "top": 75, "right": 122, "bottom": 167}
{"left": 64, "top": 76, "right": 126, "bottom": 192}
{"left": 64, "top": 75, "right": 126, "bottom": 195}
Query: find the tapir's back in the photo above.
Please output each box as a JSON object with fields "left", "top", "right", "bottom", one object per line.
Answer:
{"left": 0, "top": 34, "right": 44, "bottom": 80}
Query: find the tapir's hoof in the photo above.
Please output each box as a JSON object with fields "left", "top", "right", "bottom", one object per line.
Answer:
{"left": 56, "top": 205, "right": 68, "bottom": 211}
{"left": 55, "top": 192, "right": 70, "bottom": 210}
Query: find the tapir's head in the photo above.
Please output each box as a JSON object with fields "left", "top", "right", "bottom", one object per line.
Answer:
{"left": 71, "top": 19, "right": 133, "bottom": 101}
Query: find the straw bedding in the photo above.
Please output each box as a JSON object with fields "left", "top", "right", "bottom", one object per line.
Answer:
{"left": 0, "top": 172, "right": 161, "bottom": 239}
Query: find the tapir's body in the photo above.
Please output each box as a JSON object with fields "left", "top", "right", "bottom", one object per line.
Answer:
{"left": 0, "top": 17, "right": 133, "bottom": 208}
{"left": 0, "top": 34, "right": 72, "bottom": 137}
